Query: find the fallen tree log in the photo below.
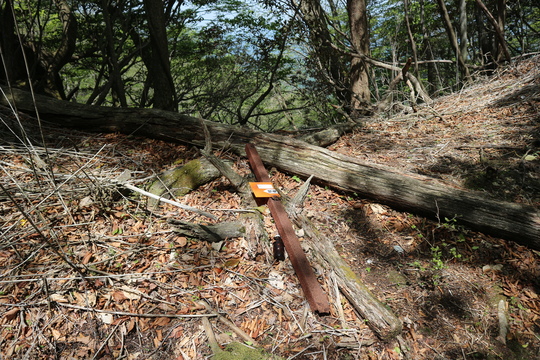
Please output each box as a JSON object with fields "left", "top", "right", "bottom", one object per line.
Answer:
{"left": 2, "top": 86, "right": 539, "bottom": 250}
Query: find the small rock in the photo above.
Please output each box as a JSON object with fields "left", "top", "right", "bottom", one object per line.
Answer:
{"left": 482, "top": 264, "right": 503, "bottom": 273}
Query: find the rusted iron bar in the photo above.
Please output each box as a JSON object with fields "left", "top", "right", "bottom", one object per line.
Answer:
{"left": 245, "top": 143, "right": 331, "bottom": 314}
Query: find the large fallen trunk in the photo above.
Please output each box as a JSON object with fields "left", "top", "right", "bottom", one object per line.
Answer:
{"left": 2, "top": 86, "right": 539, "bottom": 250}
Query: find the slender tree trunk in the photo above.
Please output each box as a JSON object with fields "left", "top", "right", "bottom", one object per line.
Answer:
{"left": 495, "top": 0, "right": 508, "bottom": 62}
{"left": 419, "top": 0, "right": 437, "bottom": 93}
{"left": 403, "top": 0, "right": 419, "bottom": 76}
{"left": 1, "top": 0, "right": 22, "bottom": 85}
{"left": 42, "top": 0, "right": 78, "bottom": 99}
{"left": 347, "top": 0, "right": 370, "bottom": 114}
{"left": 475, "top": 1, "right": 490, "bottom": 65}
{"left": 143, "top": 0, "right": 176, "bottom": 111}
{"left": 101, "top": 0, "right": 127, "bottom": 107}
{"left": 459, "top": 0, "right": 469, "bottom": 61}
{"left": 475, "top": 0, "right": 511, "bottom": 64}
{"left": 436, "top": 0, "right": 471, "bottom": 80}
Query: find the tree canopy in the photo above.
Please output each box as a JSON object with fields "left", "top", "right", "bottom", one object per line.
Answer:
{"left": 1, "top": 0, "right": 539, "bottom": 128}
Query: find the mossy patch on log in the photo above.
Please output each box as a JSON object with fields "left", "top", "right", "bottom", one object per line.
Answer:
{"left": 212, "top": 342, "right": 285, "bottom": 360}
{"left": 148, "top": 157, "right": 230, "bottom": 207}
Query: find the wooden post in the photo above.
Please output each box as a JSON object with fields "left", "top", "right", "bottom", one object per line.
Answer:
{"left": 245, "top": 144, "right": 331, "bottom": 314}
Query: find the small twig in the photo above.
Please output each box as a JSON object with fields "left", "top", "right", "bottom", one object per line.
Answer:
{"left": 0, "top": 182, "right": 88, "bottom": 279}
{"left": 202, "top": 317, "right": 222, "bottom": 355}
{"left": 42, "top": 276, "right": 51, "bottom": 312}
{"left": 207, "top": 208, "right": 257, "bottom": 213}
{"left": 92, "top": 321, "right": 123, "bottom": 360}
{"left": 0, "top": 265, "right": 213, "bottom": 284}
{"left": 0, "top": 243, "right": 47, "bottom": 279}
{"left": 56, "top": 302, "right": 217, "bottom": 318}
{"left": 198, "top": 300, "right": 259, "bottom": 346}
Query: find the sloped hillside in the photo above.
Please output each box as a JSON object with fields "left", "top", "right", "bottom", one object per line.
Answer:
{"left": 0, "top": 56, "right": 539, "bottom": 359}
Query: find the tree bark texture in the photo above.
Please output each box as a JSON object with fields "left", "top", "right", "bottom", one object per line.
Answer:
{"left": 459, "top": 0, "right": 469, "bottom": 61}
{"left": 2, "top": 86, "right": 539, "bottom": 250}
{"left": 292, "top": 209, "right": 402, "bottom": 339}
{"left": 143, "top": 0, "right": 176, "bottom": 111}
{"left": 436, "top": 0, "right": 471, "bottom": 80}
{"left": 147, "top": 157, "right": 231, "bottom": 208}
{"left": 347, "top": 0, "right": 370, "bottom": 111}
{"left": 101, "top": 0, "right": 128, "bottom": 107}
{"left": 168, "top": 219, "right": 245, "bottom": 243}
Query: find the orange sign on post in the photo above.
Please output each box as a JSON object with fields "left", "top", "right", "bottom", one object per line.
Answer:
{"left": 245, "top": 143, "right": 330, "bottom": 315}
{"left": 249, "top": 182, "right": 280, "bottom": 198}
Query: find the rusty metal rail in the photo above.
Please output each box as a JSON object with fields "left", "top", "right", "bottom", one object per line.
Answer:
{"left": 245, "top": 143, "right": 330, "bottom": 314}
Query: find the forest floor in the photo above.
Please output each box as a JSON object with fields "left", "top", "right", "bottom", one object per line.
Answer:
{"left": 1, "top": 55, "right": 539, "bottom": 360}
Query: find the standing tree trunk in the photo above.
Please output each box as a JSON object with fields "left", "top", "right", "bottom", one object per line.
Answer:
{"left": 459, "top": 0, "right": 469, "bottom": 62}
{"left": 298, "top": 0, "right": 347, "bottom": 105}
{"left": 403, "top": 0, "right": 419, "bottom": 76}
{"left": 0, "top": 0, "right": 77, "bottom": 99}
{"left": 143, "top": 0, "right": 176, "bottom": 111}
{"left": 475, "top": 0, "right": 511, "bottom": 64}
{"left": 436, "top": 0, "right": 471, "bottom": 80}
{"left": 44, "top": 0, "right": 78, "bottom": 99}
{"left": 347, "top": 0, "right": 370, "bottom": 115}
{"left": 0, "top": 0, "right": 24, "bottom": 85}
{"left": 495, "top": 0, "right": 507, "bottom": 62}
{"left": 419, "top": 0, "right": 439, "bottom": 94}
{"left": 101, "top": 0, "right": 127, "bottom": 107}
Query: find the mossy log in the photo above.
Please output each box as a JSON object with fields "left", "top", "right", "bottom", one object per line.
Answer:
{"left": 147, "top": 157, "right": 230, "bottom": 207}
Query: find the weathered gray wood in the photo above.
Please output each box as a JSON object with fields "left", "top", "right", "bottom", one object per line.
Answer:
{"left": 274, "top": 178, "right": 402, "bottom": 339}
{"left": 168, "top": 219, "right": 245, "bottom": 242}
{"left": 3, "top": 85, "right": 539, "bottom": 250}
{"left": 291, "top": 208, "right": 403, "bottom": 340}
{"left": 298, "top": 124, "right": 358, "bottom": 147}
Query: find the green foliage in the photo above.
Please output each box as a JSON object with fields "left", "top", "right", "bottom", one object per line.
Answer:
{"left": 430, "top": 246, "right": 445, "bottom": 270}
{"left": 6, "top": 0, "right": 540, "bottom": 128}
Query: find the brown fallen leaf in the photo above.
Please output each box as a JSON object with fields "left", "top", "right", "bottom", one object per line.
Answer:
{"left": 4, "top": 307, "right": 19, "bottom": 321}
{"left": 223, "top": 258, "right": 241, "bottom": 268}
{"left": 112, "top": 290, "right": 129, "bottom": 303}
{"left": 152, "top": 317, "right": 171, "bottom": 327}
{"left": 81, "top": 252, "right": 93, "bottom": 265}
{"left": 170, "top": 326, "right": 183, "bottom": 339}
{"left": 176, "top": 236, "right": 188, "bottom": 247}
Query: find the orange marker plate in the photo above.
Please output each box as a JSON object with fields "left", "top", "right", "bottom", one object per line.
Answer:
{"left": 249, "top": 182, "right": 280, "bottom": 198}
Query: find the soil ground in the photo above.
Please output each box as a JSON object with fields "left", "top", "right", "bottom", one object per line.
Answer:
{"left": 1, "top": 56, "right": 539, "bottom": 359}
